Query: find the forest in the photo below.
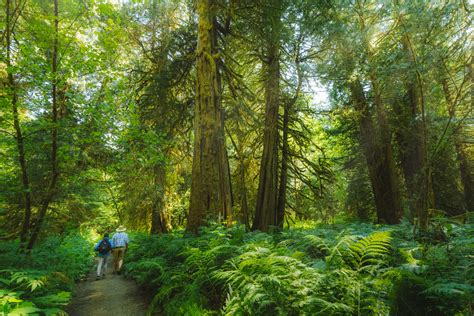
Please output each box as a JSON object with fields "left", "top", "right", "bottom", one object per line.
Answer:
{"left": 0, "top": 0, "right": 473, "bottom": 315}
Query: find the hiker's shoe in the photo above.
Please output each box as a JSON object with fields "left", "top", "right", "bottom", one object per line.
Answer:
{"left": 95, "top": 276, "right": 100, "bottom": 280}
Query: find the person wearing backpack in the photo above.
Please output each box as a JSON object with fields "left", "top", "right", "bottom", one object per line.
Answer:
{"left": 94, "top": 233, "right": 112, "bottom": 280}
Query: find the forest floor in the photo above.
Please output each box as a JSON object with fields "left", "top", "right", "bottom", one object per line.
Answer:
{"left": 66, "top": 258, "right": 148, "bottom": 316}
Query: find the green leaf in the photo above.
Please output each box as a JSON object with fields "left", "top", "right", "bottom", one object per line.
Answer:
{"left": 8, "top": 306, "right": 42, "bottom": 315}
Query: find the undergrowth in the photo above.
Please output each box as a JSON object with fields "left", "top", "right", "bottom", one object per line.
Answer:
{"left": 0, "top": 232, "right": 94, "bottom": 315}
{"left": 125, "top": 220, "right": 473, "bottom": 316}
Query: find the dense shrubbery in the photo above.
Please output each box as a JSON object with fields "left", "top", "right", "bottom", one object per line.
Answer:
{"left": 0, "top": 232, "right": 94, "bottom": 315}
{"left": 125, "top": 221, "right": 474, "bottom": 315}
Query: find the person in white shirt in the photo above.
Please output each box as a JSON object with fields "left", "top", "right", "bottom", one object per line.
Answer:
{"left": 111, "top": 225, "right": 129, "bottom": 274}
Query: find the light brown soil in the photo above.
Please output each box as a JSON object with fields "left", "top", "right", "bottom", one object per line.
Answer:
{"left": 67, "top": 259, "right": 148, "bottom": 316}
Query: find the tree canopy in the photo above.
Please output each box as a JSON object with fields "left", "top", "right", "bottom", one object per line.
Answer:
{"left": 0, "top": 0, "right": 473, "bottom": 314}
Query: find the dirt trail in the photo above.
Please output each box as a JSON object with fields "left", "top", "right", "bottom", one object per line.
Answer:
{"left": 67, "top": 259, "right": 148, "bottom": 316}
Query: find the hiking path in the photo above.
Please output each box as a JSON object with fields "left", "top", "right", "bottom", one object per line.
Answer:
{"left": 67, "top": 259, "right": 148, "bottom": 316}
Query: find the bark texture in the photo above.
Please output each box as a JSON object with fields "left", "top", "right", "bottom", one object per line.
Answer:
{"left": 372, "top": 78, "right": 403, "bottom": 224}
{"left": 228, "top": 127, "right": 250, "bottom": 229}
{"left": 401, "top": 35, "right": 432, "bottom": 229}
{"left": 393, "top": 37, "right": 430, "bottom": 225}
{"left": 276, "top": 55, "right": 302, "bottom": 229}
{"left": 150, "top": 165, "right": 170, "bottom": 234}
{"left": 252, "top": 40, "right": 280, "bottom": 232}
{"left": 465, "top": 55, "right": 474, "bottom": 211}
{"left": 350, "top": 80, "right": 402, "bottom": 224}
{"left": 238, "top": 160, "right": 250, "bottom": 229}
{"left": 276, "top": 98, "right": 289, "bottom": 229}
{"left": 441, "top": 68, "right": 474, "bottom": 213}
{"left": 187, "top": 0, "right": 232, "bottom": 234}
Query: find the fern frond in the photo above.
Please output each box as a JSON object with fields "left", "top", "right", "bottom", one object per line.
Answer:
{"left": 423, "top": 282, "right": 474, "bottom": 297}
{"left": 348, "top": 231, "right": 392, "bottom": 272}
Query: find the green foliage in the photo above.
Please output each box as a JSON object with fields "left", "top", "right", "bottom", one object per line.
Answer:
{"left": 0, "top": 232, "right": 93, "bottom": 315}
{"left": 125, "top": 222, "right": 473, "bottom": 315}
{"left": 0, "top": 269, "right": 70, "bottom": 315}
{"left": 215, "top": 247, "right": 348, "bottom": 315}
{"left": 389, "top": 223, "right": 474, "bottom": 315}
{"left": 347, "top": 231, "right": 392, "bottom": 272}
{"left": 1, "top": 0, "right": 472, "bottom": 315}
{"left": 29, "top": 233, "right": 95, "bottom": 282}
{"left": 125, "top": 225, "right": 243, "bottom": 315}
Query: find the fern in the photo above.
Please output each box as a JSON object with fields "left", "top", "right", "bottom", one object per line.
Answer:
{"left": 214, "top": 247, "right": 343, "bottom": 315}
{"left": 318, "top": 231, "right": 393, "bottom": 315}
{"left": 348, "top": 231, "right": 392, "bottom": 273}
{"left": 277, "top": 233, "right": 330, "bottom": 259}
{"left": 126, "top": 257, "right": 166, "bottom": 288}
{"left": 0, "top": 269, "right": 71, "bottom": 315}
{"left": 32, "top": 291, "right": 70, "bottom": 307}
{"left": 0, "top": 232, "right": 93, "bottom": 315}
{"left": 124, "top": 222, "right": 473, "bottom": 315}
{"left": 423, "top": 282, "right": 474, "bottom": 297}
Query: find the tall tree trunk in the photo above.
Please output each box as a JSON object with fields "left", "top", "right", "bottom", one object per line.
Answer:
{"left": 354, "top": 12, "right": 403, "bottom": 224}
{"left": 466, "top": 54, "right": 474, "bottom": 211}
{"left": 227, "top": 125, "right": 249, "bottom": 229}
{"left": 151, "top": 164, "right": 170, "bottom": 234}
{"left": 187, "top": 0, "right": 232, "bottom": 234}
{"left": 239, "top": 160, "right": 250, "bottom": 229}
{"left": 252, "top": 38, "right": 280, "bottom": 232}
{"left": 371, "top": 78, "right": 403, "bottom": 224}
{"left": 5, "top": 0, "right": 32, "bottom": 246}
{"left": 454, "top": 136, "right": 474, "bottom": 212}
{"left": 350, "top": 80, "right": 402, "bottom": 224}
{"left": 441, "top": 72, "right": 474, "bottom": 212}
{"left": 276, "top": 52, "right": 302, "bottom": 229}
{"left": 392, "top": 87, "right": 425, "bottom": 219}
{"left": 276, "top": 98, "right": 289, "bottom": 229}
{"left": 27, "top": 0, "right": 60, "bottom": 250}
{"left": 400, "top": 35, "right": 432, "bottom": 230}
{"left": 393, "top": 36, "right": 430, "bottom": 224}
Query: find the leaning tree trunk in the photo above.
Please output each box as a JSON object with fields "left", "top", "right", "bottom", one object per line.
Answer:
{"left": 27, "top": 0, "right": 60, "bottom": 250}
{"left": 187, "top": 0, "right": 233, "bottom": 234}
{"left": 5, "top": 0, "right": 32, "bottom": 246}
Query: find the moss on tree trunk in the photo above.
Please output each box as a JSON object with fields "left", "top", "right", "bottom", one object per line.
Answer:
{"left": 187, "top": 0, "right": 232, "bottom": 234}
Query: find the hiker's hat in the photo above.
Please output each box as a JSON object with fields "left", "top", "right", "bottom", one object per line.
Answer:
{"left": 116, "top": 225, "right": 127, "bottom": 232}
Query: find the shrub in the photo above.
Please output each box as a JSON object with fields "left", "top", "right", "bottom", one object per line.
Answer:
{"left": 0, "top": 231, "right": 94, "bottom": 314}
